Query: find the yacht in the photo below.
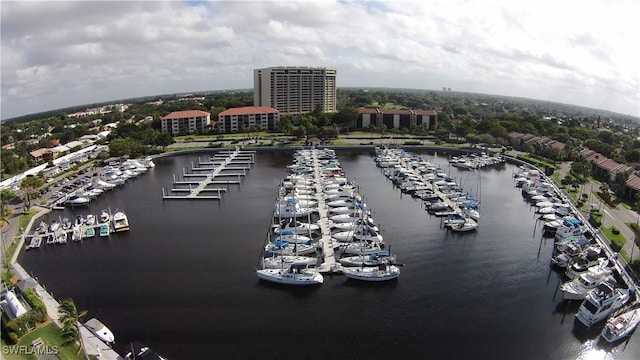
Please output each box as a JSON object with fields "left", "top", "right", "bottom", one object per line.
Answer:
{"left": 330, "top": 217, "right": 379, "bottom": 232}
{"left": 63, "top": 194, "right": 90, "bottom": 207}
{"left": 111, "top": 211, "right": 130, "bottom": 232}
{"left": 555, "top": 217, "right": 588, "bottom": 241}
{"left": 100, "top": 209, "right": 110, "bottom": 223}
{"left": 256, "top": 263, "right": 323, "bottom": 286}
{"left": 99, "top": 223, "right": 110, "bottom": 237}
{"left": 575, "top": 282, "right": 632, "bottom": 327}
{"left": 264, "top": 240, "right": 316, "bottom": 256}
{"left": 49, "top": 220, "right": 60, "bottom": 232}
{"left": 449, "top": 219, "right": 479, "bottom": 232}
{"left": 560, "top": 269, "right": 613, "bottom": 300}
{"left": 343, "top": 263, "right": 400, "bottom": 282}
{"left": 600, "top": 307, "right": 640, "bottom": 343}
{"left": 84, "top": 318, "right": 115, "bottom": 344}
{"left": 85, "top": 214, "right": 96, "bottom": 226}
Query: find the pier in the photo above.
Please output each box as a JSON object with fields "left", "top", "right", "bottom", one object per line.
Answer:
{"left": 162, "top": 147, "right": 255, "bottom": 200}
{"left": 312, "top": 150, "right": 340, "bottom": 273}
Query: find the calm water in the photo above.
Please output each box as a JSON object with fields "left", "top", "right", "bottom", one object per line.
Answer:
{"left": 19, "top": 150, "right": 639, "bottom": 360}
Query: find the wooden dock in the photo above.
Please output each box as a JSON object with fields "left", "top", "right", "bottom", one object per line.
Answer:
{"left": 312, "top": 150, "right": 341, "bottom": 274}
{"left": 162, "top": 147, "right": 254, "bottom": 200}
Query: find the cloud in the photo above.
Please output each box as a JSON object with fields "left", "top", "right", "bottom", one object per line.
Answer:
{"left": 1, "top": 0, "right": 639, "bottom": 120}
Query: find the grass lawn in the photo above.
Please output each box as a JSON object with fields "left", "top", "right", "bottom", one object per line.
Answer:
{"left": 1, "top": 322, "right": 85, "bottom": 360}
{"left": 602, "top": 226, "right": 629, "bottom": 260}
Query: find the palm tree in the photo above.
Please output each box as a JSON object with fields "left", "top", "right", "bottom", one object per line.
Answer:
{"left": 58, "top": 298, "right": 88, "bottom": 353}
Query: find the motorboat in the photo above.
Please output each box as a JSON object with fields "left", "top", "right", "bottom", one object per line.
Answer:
{"left": 263, "top": 255, "right": 318, "bottom": 269}
{"left": 575, "top": 282, "right": 632, "bottom": 327}
{"left": 256, "top": 263, "right": 323, "bottom": 286}
{"left": 36, "top": 221, "right": 48, "bottom": 234}
{"left": 111, "top": 211, "right": 130, "bottom": 232}
{"left": 61, "top": 217, "right": 72, "bottom": 230}
{"left": 449, "top": 219, "right": 478, "bottom": 232}
{"left": 74, "top": 215, "right": 84, "bottom": 227}
{"left": 99, "top": 224, "right": 110, "bottom": 237}
{"left": 125, "top": 341, "right": 168, "bottom": 360}
{"left": 560, "top": 269, "right": 614, "bottom": 301}
{"left": 600, "top": 307, "right": 640, "bottom": 343}
{"left": 84, "top": 227, "right": 95, "bottom": 238}
{"left": 100, "top": 209, "right": 110, "bottom": 223}
{"left": 565, "top": 254, "right": 608, "bottom": 279}
{"left": 71, "top": 226, "right": 83, "bottom": 242}
{"left": 555, "top": 217, "right": 588, "bottom": 241}
{"left": 63, "top": 194, "right": 90, "bottom": 207}
{"left": 343, "top": 263, "right": 400, "bottom": 282}
{"left": 85, "top": 214, "right": 96, "bottom": 226}
{"left": 84, "top": 318, "right": 115, "bottom": 344}
{"left": 56, "top": 231, "right": 67, "bottom": 244}
{"left": 46, "top": 234, "right": 56, "bottom": 245}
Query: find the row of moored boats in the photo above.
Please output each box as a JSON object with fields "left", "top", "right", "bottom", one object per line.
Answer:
{"left": 25, "top": 209, "right": 130, "bottom": 249}
{"left": 59, "top": 158, "right": 154, "bottom": 208}
{"left": 374, "top": 147, "right": 490, "bottom": 232}
{"left": 256, "top": 148, "right": 401, "bottom": 286}
{"left": 515, "top": 166, "right": 640, "bottom": 344}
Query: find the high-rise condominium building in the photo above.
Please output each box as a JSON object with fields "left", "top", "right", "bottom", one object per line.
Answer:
{"left": 253, "top": 66, "right": 337, "bottom": 115}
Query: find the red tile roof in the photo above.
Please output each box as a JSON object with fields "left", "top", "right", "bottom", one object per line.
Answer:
{"left": 597, "top": 159, "right": 622, "bottom": 171}
{"left": 548, "top": 140, "right": 566, "bottom": 150}
{"left": 218, "top": 107, "right": 278, "bottom": 116}
{"left": 162, "top": 110, "right": 210, "bottom": 120}
{"left": 507, "top": 131, "right": 525, "bottom": 139}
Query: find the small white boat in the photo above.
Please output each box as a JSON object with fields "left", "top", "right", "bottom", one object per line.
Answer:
{"left": 341, "top": 241, "right": 385, "bottom": 255}
{"left": 449, "top": 219, "right": 478, "bottom": 232}
{"left": 100, "top": 209, "right": 110, "bottom": 223}
{"left": 600, "top": 307, "right": 640, "bottom": 343}
{"left": 49, "top": 220, "right": 60, "bottom": 232}
{"left": 56, "top": 232, "right": 67, "bottom": 244}
{"left": 84, "top": 318, "right": 115, "bottom": 344}
{"left": 560, "top": 269, "right": 613, "bottom": 301}
{"left": 85, "top": 214, "right": 96, "bottom": 226}
{"left": 273, "top": 219, "right": 319, "bottom": 235}
{"left": 111, "top": 211, "right": 130, "bottom": 232}
{"left": 343, "top": 263, "right": 400, "bottom": 282}
{"left": 256, "top": 264, "right": 323, "bottom": 286}
{"left": 99, "top": 224, "right": 110, "bottom": 237}
{"left": 71, "top": 226, "right": 83, "bottom": 242}
{"left": 85, "top": 227, "right": 96, "bottom": 238}
{"left": 332, "top": 226, "right": 383, "bottom": 244}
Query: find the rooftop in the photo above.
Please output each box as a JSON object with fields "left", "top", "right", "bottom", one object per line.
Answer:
{"left": 162, "top": 110, "right": 211, "bottom": 120}
{"left": 218, "top": 106, "right": 278, "bottom": 116}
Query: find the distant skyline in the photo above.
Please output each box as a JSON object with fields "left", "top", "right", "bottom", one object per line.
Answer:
{"left": 1, "top": 0, "right": 639, "bottom": 121}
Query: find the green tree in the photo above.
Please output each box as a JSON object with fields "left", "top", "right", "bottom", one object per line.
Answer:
{"left": 58, "top": 298, "right": 87, "bottom": 351}
{"left": 332, "top": 106, "right": 359, "bottom": 132}
{"left": 0, "top": 188, "right": 16, "bottom": 228}
{"left": 19, "top": 176, "right": 44, "bottom": 210}
{"left": 108, "top": 138, "right": 145, "bottom": 158}
{"left": 278, "top": 115, "right": 294, "bottom": 134}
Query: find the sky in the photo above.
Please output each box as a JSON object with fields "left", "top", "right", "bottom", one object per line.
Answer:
{"left": 1, "top": 0, "right": 639, "bottom": 121}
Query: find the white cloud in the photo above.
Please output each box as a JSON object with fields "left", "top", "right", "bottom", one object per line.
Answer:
{"left": 1, "top": 0, "right": 638, "bottom": 120}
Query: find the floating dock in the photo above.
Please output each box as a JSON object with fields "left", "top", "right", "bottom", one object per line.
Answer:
{"left": 313, "top": 150, "right": 341, "bottom": 274}
{"left": 162, "top": 147, "right": 255, "bottom": 200}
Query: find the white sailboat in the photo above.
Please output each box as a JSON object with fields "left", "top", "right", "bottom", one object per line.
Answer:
{"left": 256, "top": 263, "right": 323, "bottom": 285}
{"left": 343, "top": 263, "right": 400, "bottom": 282}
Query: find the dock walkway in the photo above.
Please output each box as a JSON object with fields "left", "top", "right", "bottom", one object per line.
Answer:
{"left": 162, "top": 147, "right": 254, "bottom": 200}
{"left": 312, "top": 150, "right": 340, "bottom": 273}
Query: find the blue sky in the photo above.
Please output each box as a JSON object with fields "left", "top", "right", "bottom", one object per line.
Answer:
{"left": 1, "top": 0, "right": 638, "bottom": 120}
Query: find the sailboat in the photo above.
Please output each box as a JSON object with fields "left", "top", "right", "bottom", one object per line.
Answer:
{"left": 256, "top": 263, "right": 324, "bottom": 285}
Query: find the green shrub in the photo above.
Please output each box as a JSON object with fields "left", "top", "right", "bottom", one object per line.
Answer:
{"left": 8, "top": 332, "right": 18, "bottom": 344}
{"left": 404, "top": 140, "right": 421, "bottom": 145}
{"left": 22, "top": 288, "right": 46, "bottom": 314}
{"left": 611, "top": 227, "right": 620, "bottom": 235}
